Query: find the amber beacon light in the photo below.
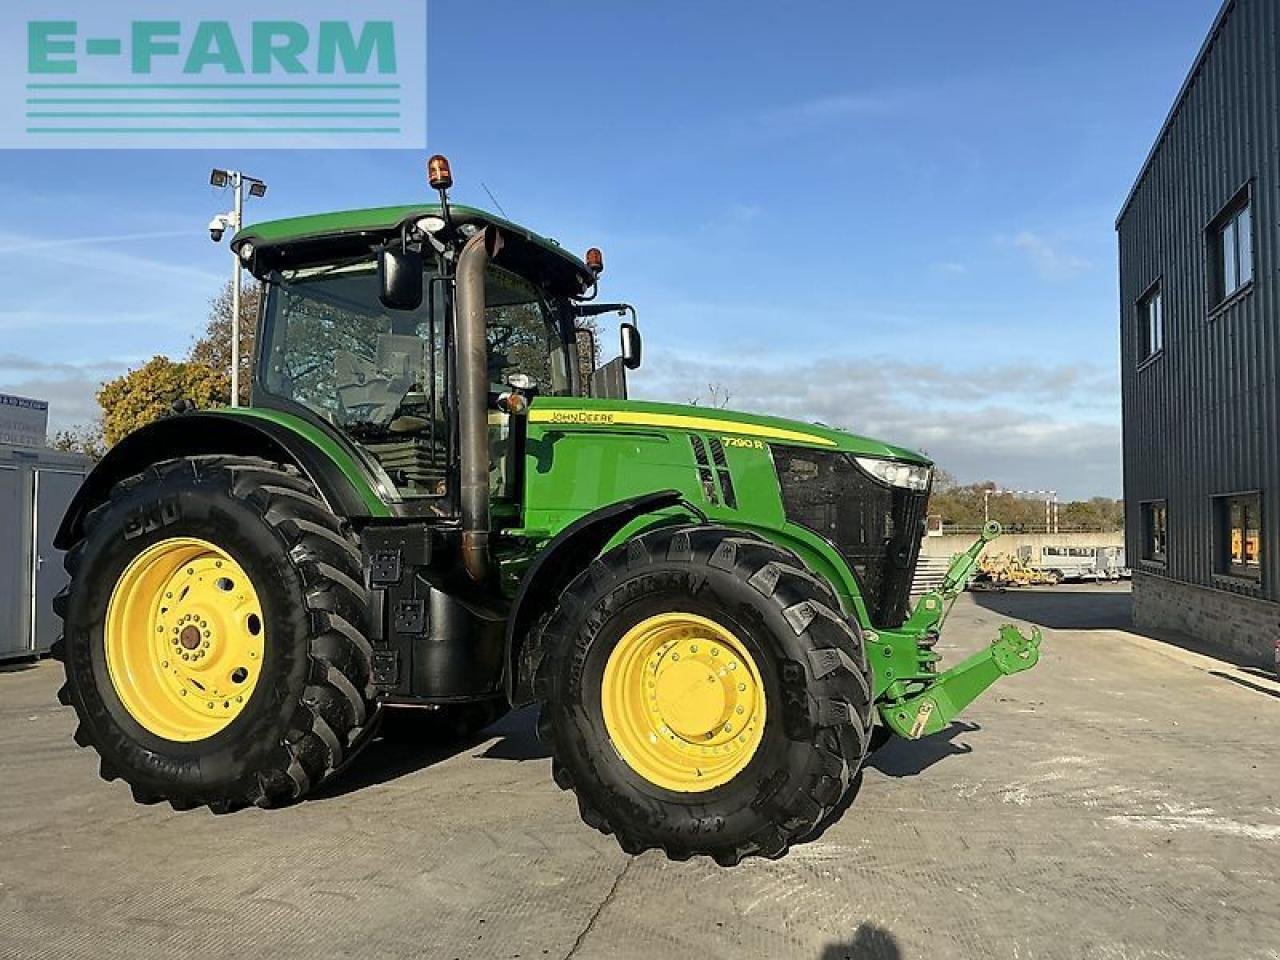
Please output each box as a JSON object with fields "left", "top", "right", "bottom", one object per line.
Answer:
{"left": 427, "top": 154, "right": 453, "bottom": 191}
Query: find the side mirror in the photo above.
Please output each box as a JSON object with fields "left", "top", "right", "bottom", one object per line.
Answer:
{"left": 620, "top": 322, "right": 642, "bottom": 370}
{"left": 378, "top": 244, "right": 423, "bottom": 310}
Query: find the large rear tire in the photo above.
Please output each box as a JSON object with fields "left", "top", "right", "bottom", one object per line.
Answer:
{"left": 535, "top": 525, "right": 871, "bottom": 865}
{"left": 52, "top": 456, "right": 377, "bottom": 811}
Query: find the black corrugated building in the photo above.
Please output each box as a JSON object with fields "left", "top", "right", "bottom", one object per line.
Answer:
{"left": 1118, "top": 0, "right": 1278, "bottom": 664}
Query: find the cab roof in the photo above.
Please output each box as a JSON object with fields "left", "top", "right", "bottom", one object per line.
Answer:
{"left": 231, "top": 203, "right": 596, "bottom": 297}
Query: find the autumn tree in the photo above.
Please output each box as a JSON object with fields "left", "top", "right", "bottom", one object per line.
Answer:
{"left": 97, "top": 356, "right": 229, "bottom": 446}
{"left": 49, "top": 423, "right": 107, "bottom": 461}
{"left": 189, "top": 279, "right": 261, "bottom": 406}
{"left": 575, "top": 318, "right": 601, "bottom": 390}
{"left": 927, "top": 478, "right": 1122, "bottom": 532}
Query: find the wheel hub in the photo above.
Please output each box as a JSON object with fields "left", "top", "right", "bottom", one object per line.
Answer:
{"left": 602, "top": 612, "right": 766, "bottom": 793}
{"left": 105, "top": 538, "right": 266, "bottom": 742}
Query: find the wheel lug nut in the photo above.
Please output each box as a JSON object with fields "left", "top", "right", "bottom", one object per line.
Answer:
{"left": 736, "top": 706, "right": 744, "bottom": 714}
{"left": 738, "top": 683, "right": 746, "bottom": 692}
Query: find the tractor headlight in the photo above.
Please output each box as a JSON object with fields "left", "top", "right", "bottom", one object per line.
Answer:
{"left": 853, "top": 457, "right": 932, "bottom": 491}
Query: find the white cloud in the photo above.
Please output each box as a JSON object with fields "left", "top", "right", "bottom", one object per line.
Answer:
{"left": 931, "top": 261, "right": 968, "bottom": 275}
{"left": 1011, "top": 231, "right": 1092, "bottom": 281}
{"left": 0, "top": 230, "right": 190, "bottom": 256}
{"left": 0, "top": 354, "right": 138, "bottom": 432}
{"left": 760, "top": 90, "right": 907, "bottom": 132}
{"left": 630, "top": 351, "right": 1120, "bottom": 498}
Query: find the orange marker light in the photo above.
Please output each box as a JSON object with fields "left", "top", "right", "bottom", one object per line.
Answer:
{"left": 586, "top": 247, "right": 604, "bottom": 276}
{"left": 427, "top": 154, "right": 453, "bottom": 191}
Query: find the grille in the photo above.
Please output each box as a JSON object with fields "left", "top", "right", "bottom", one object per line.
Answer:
{"left": 771, "top": 445, "right": 928, "bottom": 627}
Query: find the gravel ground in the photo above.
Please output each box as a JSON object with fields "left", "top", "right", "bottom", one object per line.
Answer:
{"left": 1, "top": 584, "right": 1277, "bottom": 960}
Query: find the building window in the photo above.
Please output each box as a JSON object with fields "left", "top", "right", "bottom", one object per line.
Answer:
{"left": 1215, "top": 492, "right": 1262, "bottom": 580}
{"left": 1137, "top": 285, "right": 1163, "bottom": 362}
{"left": 1141, "top": 500, "right": 1167, "bottom": 563}
{"left": 1208, "top": 187, "right": 1254, "bottom": 306}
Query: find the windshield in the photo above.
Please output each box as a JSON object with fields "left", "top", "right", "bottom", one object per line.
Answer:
{"left": 484, "top": 266, "right": 573, "bottom": 395}
{"left": 258, "top": 256, "right": 575, "bottom": 499}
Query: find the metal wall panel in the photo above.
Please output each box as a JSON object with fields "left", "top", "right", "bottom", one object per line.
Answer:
{"left": 0, "top": 466, "right": 33, "bottom": 658}
{"left": 1118, "top": 0, "right": 1279, "bottom": 602}
{"left": 34, "top": 469, "right": 83, "bottom": 655}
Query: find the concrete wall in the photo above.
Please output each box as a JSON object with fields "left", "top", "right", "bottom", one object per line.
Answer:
{"left": 1133, "top": 569, "right": 1278, "bottom": 666}
{"left": 920, "top": 530, "right": 1125, "bottom": 560}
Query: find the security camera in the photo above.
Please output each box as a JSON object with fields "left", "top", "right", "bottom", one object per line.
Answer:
{"left": 208, "top": 214, "right": 232, "bottom": 243}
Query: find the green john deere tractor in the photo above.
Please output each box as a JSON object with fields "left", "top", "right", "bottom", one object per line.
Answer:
{"left": 52, "top": 156, "right": 1041, "bottom": 864}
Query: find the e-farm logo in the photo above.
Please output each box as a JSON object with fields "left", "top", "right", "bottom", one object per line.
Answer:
{"left": 1, "top": 1, "right": 426, "bottom": 149}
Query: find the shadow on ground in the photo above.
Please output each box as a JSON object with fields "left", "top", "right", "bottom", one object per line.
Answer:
{"left": 478, "top": 706, "right": 551, "bottom": 761}
{"left": 973, "top": 585, "right": 1275, "bottom": 670}
{"left": 819, "top": 924, "right": 903, "bottom": 960}
{"left": 312, "top": 706, "right": 548, "bottom": 801}
{"left": 970, "top": 586, "right": 1134, "bottom": 631}
{"left": 0, "top": 658, "right": 40, "bottom": 674}
{"left": 868, "top": 721, "right": 979, "bottom": 778}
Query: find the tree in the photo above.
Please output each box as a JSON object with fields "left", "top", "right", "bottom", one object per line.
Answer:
{"left": 927, "top": 475, "right": 1123, "bottom": 532}
{"left": 49, "top": 423, "right": 106, "bottom": 461}
{"left": 688, "top": 382, "right": 732, "bottom": 409}
{"left": 189, "top": 279, "right": 261, "bottom": 406}
{"left": 575, "top": 318, "right": 601, "bottom": 391}
{"left": 97, "top": 356, "right": 229, "bottom": 446}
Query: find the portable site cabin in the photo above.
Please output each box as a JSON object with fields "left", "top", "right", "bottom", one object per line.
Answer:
{"left": 0, "top": 396, "right": 90, "bottom": 661}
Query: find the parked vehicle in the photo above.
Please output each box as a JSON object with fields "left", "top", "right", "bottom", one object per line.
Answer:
{"left": 1028, "top": 545, "right": 1130, "bottom": 582}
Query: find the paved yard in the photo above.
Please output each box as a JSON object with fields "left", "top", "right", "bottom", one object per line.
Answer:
{"left": 1, "top": 585, "right": 1277, "bottom": 960}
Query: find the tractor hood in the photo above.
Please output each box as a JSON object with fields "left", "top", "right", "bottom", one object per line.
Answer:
{"left": 526, "top": 397, "right": 931, "bottom": 465}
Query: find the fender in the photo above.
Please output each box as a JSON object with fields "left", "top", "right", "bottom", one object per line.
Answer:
{"left": 55, "top": 409, "right": 387, "bottom": 549}
{"left": 504, "top": 489, "right": 687, "bottom": 705}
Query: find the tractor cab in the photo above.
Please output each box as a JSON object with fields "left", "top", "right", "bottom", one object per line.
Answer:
{"left": 233, "top": 194, "right": 636, "bottom": 515}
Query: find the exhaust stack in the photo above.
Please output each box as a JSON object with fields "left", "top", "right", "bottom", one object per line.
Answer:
{"left": 454, "top": 227, "right": 502, "bottom": 581}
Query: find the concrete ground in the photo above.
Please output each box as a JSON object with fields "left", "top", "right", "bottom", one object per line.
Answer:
{"left": 2, "top": 584, "right": 1278, "bottom": 960}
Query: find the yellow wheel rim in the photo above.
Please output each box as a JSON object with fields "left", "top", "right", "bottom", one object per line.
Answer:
{"left": 602, "top": 612, "right": 767, "bottom": 792}
{"left": 105, "top": 537, "right": 266, "bottom": 742}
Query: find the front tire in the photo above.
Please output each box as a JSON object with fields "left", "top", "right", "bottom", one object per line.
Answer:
{"left": 52, "top": 456, "right": 377, "bottom": 811}
{"left": 535, "top": 525, "right": 871, "bottom": 865}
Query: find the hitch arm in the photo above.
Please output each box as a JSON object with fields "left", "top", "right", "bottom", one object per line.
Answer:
{"left": 940, "top": 520, "right": 1002, "bottom": 596}
{"left": 880, "top": 624, "right": 1042, "bottom": 739}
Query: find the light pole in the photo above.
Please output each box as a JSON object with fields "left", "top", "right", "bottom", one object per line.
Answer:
{"left": 209, "top": 169, "right": 268, "bottom": 407}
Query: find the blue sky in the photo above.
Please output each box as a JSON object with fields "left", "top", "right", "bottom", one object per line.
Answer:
{"left": 0, "top": 0, "right": 1221, "bottom": 498}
